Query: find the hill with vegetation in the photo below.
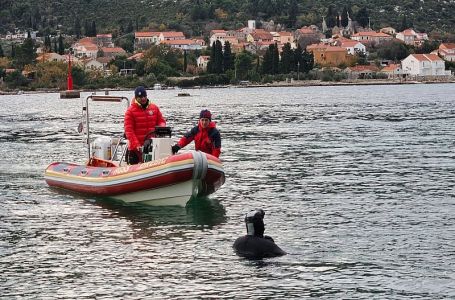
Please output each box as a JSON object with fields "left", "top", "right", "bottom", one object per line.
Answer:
{"left": 1, "top": 0, "right": 454, "bottom": 38}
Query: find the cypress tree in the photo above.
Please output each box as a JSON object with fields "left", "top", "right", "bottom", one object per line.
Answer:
{"left": 293, "top": 44, "right": 303, "bottom": 72}
{"left": 223, "top": 41, "right": 234, "bottom": 71}
{"left": 272, "top": 43, "right": 279, "bottom": 74}
{"left": 183, "top": 50, "right": 187, "bottom": 72}
{"left": 261, "top": 45, "right": 273, "bottom": 74}
{"left": 53, "top": 38, "right": 58, "bottom": 53}
{"left": 301, "top": 50, "right": 314, "bottom": 73}
{"left": 74, "top": 17, "right": 81, "bottom": 38}
{"left": 16, "top": 33, "right": 36, "bottom": 67}
{"left": 58, "top": 35, "right": 65, "bottom": 55}
{"left": 341, "top": 6, "right": 349, "bottom": 28}
{"left": 91, "top": 21, "right": 97, "bottom": 37}
{"left": 214, "top": 40, "right": 223, "bottom": 74}
{"left": 0, "top": 44, "right": 4, "bottom": 57}
{"left": 325, "top": 5, "right": 337, "bottom": 28}
{"left": 84, "top": 20, "right": 91, "bottom": 36}
{"left": 280, "top": 43, "right": 293, "bottom": 74}
{"left": 356, "top": 7, "right": 369, "bottom": 28}
{"left": 44, "top": 35, "right": 52, "bottom": 52}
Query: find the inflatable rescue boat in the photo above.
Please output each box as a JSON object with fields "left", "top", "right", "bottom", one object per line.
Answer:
{"left": 44, "top": 95, "right": 225, "bottom": 206}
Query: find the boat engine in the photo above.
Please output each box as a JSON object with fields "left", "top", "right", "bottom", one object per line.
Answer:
{"left": 90, "top": 136, "right": 112, "bottom": 160}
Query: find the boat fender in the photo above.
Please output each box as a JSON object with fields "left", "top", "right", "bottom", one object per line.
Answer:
{"left": 233, "top": 209, "right": 286, "bottom": 259}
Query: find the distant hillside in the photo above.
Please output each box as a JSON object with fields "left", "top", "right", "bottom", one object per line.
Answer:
{"left": 1, "top": 0, "right": 454, "bottom": 38}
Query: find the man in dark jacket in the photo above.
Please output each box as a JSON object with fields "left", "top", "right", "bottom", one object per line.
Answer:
{"left": 124, "top": 86, "right": 166, "bottom": 164}
{"left": 172, "top": 109, "right": 221, "bottom": 158}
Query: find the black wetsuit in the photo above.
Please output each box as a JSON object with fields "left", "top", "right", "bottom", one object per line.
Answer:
{"left": 233, "top": 235, "right": 286, "bottom": 259}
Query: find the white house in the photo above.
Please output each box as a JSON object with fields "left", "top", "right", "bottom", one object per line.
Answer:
{"left": 381, "top": 63, "right": 405, "bottom": 79}
{"left": 437, "top": 43, "right": 455, "bottom": 62}
{"left": 401, "top": 54, "right": 451, "bottom": 77}
{"left": 197, "top": 55, "right": 210, "bottom": 71}
{"left": 160, "top": 39, "right": 202, "bottom": 51}
{"left": 396, "top": 29, "right": 428, "bottom": 46}
{"left": 134, "top": 32, "right": 161, "bottom": 49}
{"left": 339, "top": 40, "right": 366, "bottom": 55}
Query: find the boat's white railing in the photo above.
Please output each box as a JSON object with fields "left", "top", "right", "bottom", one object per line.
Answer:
{"left": 84, "top": 95, "right": 130, "bottom": 160}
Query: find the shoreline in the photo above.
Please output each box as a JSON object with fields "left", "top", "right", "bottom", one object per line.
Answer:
{"left": 1, "top": 79, "right": 454, "bottom": 95}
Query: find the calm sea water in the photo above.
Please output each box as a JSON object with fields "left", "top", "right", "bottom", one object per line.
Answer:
{"left": 1, "top": 84, "right": 454, "bottom": 299}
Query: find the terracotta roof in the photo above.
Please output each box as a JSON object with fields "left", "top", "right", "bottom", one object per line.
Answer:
{"left": 440, "top": 43, "right": 455, "bottom": 50}
{"left": 161, "top": 31, "right": 185, "bottom": 38}
{"left": 127, "top": 52, "right": 144, "bottom": 60}
{"left": 348, "top": 65, "right": 379, "bottom": 72}
{"left": 352, "top": 31, "right": 391, "bottom": 38}
{"left": 97, "top": 34, "right": 112, "bottom": 38}
{"left": 341, "top": 40, "right": 362, "bottom": 47}
{"left": 135, "top": 31, "right": 160, "bottom": 38}
{"left": 381, "top": 64, "right": 400, "bottom": 72}
{"left": 101, "top": 47, "right": 126, "bottom": 53}
{"left": 411, "top": 54, "right": 443, "bottom": 62}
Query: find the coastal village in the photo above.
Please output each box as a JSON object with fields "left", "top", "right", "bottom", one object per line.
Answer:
{"left": 0, "top": 16, "right": 454, "bottom": 90}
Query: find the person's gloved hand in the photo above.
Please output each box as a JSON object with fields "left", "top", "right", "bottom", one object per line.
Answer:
{"left": 171, "top": 144, "right": 181, "bottom": 154}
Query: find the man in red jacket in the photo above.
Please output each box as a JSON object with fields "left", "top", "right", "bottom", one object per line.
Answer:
{"left": 172, "top": 109, "right": 221, "bottom": 158}
{"left": 124, "top": 86, "right": 166, "bottom": 164}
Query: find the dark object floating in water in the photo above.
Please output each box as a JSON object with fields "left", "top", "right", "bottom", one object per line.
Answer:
{"left": 178, "top": 92, "right": 191, "bottom": 97}
{"left": 233, "top": 209, "right": 286, "bottom": 259}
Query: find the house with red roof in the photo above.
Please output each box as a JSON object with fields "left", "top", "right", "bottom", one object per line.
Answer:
{"left": 343, "top": 64, "right": 380, "bottom": 79}
{"left": 134, "top": 32, "right": 161, "bottom": 50}
{"left": 381, "top": 63, "right": 404, "bottom": 79}
{"left": 100, "top": 47, "right": 127, "bottom": 58}
{"left": 160, "top": 39, "right": 202, "bottom": 51}
{"left": 337, "top": 40, "right": 366, "bottom": 55}
{"left": 307, "top": 43, "right": 354, "bottom": 67}
{"left": 246, "top": 29, "right": 274, "bottom": 43}
{"left": 351, "top": 31, "right": 393, "bottom": 45}
{"left": 436, "top": 43, "right": 455, "bottom": 62}
{"left": 401, "top": 54, "right": 451, "bottom": 77}
{"left": 396, "top": 29, "right": 428, "bottom": 46}
{"left": 197, "top": 55, "right": 210, "bottom": 71}
{"left": 159, "top": 31, "right": 186, "bottom": 41}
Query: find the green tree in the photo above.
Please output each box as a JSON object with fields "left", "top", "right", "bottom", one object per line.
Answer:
{"left": 15, "top": 34, "right": 36, "bottom": 68}
{"left": 91, "top": 21, "right": 97, "bottom": 37}
{"left": 44, "top": 35, "right": 52, "bottom": 52}
{"left": 376, "top": 40, "right": 411, "bottom": 61}
{"left": 223, "top": 41, "right": 234, "bottom": 71}
{"left": 415, "top": 40, "right": 440, "bottom": 54}
{"left": 84, "top": 19, "right": 91, "bottom": 36}
{"left": 0, "top": 44, "right": 4, "bottom": 57}
{"left": 288, "top": 0, "right": 298, "bottom": 28}
{"left": 53, "top": 38, "right": 58, "bottom": 53}
{"left": 235, "top": 51, "right": 254, "bottom": 80}
{"left": 183, "top": 50, "right": 187, "bottom": 72}
{"left": 261, "top": 44, "right": 273, "bottom": 74}
{"left": 74, "top": 17, "right": 81, "bottom": 38}
{"left": 126, "top": 20, "right": 134, "bottom": 33}
{"left": 326, "top": 5, "right": 337, "bottom": 28}
{"left": 340, "top": 6, "right": 349, "bottom": 28}
{"left": 356, "top": 7, "right": 369, "bottom": 28}
{"left": 208, "top": 41, "right": 223, "bottom": 74}
{"left": 301, "top": 50, "right": 314, "bottom": 72}
{"left": 58, "top": 35, "right": 65, "bottom": 55}
{"left": 293, "top": 44, "right": 303, "bottom": 72}
{"left": 5, "top": 70, "right": 29, "bottom": 88}
{"left": 280, "top": 43, "right": 294, "bottom": 74}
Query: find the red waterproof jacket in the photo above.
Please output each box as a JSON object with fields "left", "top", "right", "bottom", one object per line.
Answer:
{"left": 177, "top": 120, "right": 221, "bottom": 158}
{"left": 124, "top": 98, "right": 166, "bottom": 150}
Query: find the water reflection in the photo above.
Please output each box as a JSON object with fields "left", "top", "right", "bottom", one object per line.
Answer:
{"left": 88, "top": 196, "right": 227, "bottom": 238}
